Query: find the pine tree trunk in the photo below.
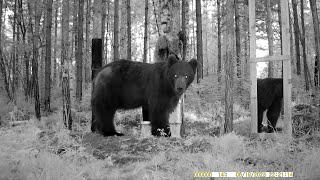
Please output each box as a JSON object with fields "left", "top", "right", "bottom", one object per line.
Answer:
{"left": 292, "top": 0, "right": 301, "bottom": 75}
{"left": 33, "top": 0, "right": 42, "bottom": 120}
{"left": 143, "top": 0, "right": 148, "bottom": 63}
{"left": 309, "top": 0, "right": 320, "bottom": 88}
{"left": 27, "top": 2, "right": 33, "bottom": 98}
{"left": 76, "top": 0, "right": 84, "bottom": 101}
{"left": 277, "top": 1, "right": 283, "bottom": 77}
{"left": 196, "top": 0, "right": 203, "bottom": 83}
{"left": 217, "top": 0, "right": 222, "bottom": 82}
{"left": 53, "top": 5, "right": 58, "bottom": 87}
{"left": 73, "top": 0, "right": 78, "bottom": 64}
{"left": 266, "top": 0, "right": 274, "bottom": 77}
{"left": 235, "top": 0, "right": 241, "bottom": 78}
{"left": 300, "top": 0, "right": 310, "bottom": 90}
{"left": 288, "top": 3, "right": 295, "bottom": 74}
{"left": 105, "top": 0, "right": 110, "bottom": 63}
{"left": 113, "top": 0, "right": 119, "bottom": 61}
{"left": 85, "top": 0, "right": 91, "bottom": 85}
{"left": 223, "top": 0, "right": 235, "bottom": 134}
{"left": 181, "top": 0, "right": 186, "bottom": 61}
{"left": 119, "top": 0, "right": 127, "bottom": 59}
{"left": 44, "top": 0, "right": 53, "bottom": 114}
{"left": 61, "top": 0, "right": 72, "bottom": 129}
{"left": 101, "top": 0, "right": 106, "bottom": 63}
{"left": 126, "top": 0, "right": 131, "bottom": 61}
{"left": 12, "top": 0, "right": 17, "bottom": 104}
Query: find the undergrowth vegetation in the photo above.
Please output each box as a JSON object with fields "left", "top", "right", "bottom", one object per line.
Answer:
{"left": 0, "top": 74, "right": 320, "bottom": 179}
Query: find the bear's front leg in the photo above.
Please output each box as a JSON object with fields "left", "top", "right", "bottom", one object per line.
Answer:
{"left": 149, "top": 110, "right": 171, "bottom": 137}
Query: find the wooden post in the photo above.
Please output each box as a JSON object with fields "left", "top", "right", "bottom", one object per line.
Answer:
{"left": 169, "top": 98, "right": 183, "bottom": 137}
{"left": 281, "top": 0, "right": 292, "bottom": 136}
{"left": 249, "top": 0, "right": 292, "bottom": 137}
{"left": 249, "top": 0, "right": 258, "bottom": 134}
{"left": 92, "top": 0, "right": 102, "bottom": 80}
{"left": 91, "top": 0, "right": 103, "bottom": 132}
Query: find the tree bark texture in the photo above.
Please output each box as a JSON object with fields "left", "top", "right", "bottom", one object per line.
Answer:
{"left": 196, "top": 0, "right": 203, "bottom": 83}
{"left": 113, "top": 0, "right": 120, "bottom": 61}
{"left": 223, "top": 0, "right": 235, "bottom": 134}
{"left": 143, "top": 0, "right": 148, "bottom": 63}
{"left": 217, "top": 0, "right": 222, "bottom": 82}
{"left": 45, "top": 0, "right": 53, "bottom": 114}
{"left": 235, "top": 0, "right": 241, "bottom": 78}
{"left": 33, "top": 1, "right": 42, "bottom": 120}
{"left": 300, "top": 0, "right": 310, "bottom": 90}
{"left": 61, "top": 0, "right": 72, "bottom": 129}
{"left": 292, "top": 0, "right": 301, "bottom": 75}
{"left": 266, "top": 0, "right": 274, "bottom": 77}
{"left": 309, "top": 0, "right": 320, "bottom": 87}
{"left": 127, "top": 0, "right": 131, "bottom": 61}
{"left": 76, "top": 0, "right": 84, "bottom": 101}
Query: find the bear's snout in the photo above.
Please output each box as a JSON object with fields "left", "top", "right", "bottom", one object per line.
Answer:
{"left": 175, "top": 77, "right": 187, "bottom": 95}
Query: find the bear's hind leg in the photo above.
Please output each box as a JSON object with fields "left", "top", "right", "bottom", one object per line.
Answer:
{"left": 99, "top": 109, "right": 124, "bottom": 136}
{"left": 266, "top": 100, "right": 282, "bottom": 133}
{"left": 258, "top": 108, "right": 265, "bottom": 133}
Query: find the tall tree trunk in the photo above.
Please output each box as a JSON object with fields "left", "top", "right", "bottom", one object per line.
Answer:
{"left": 300, "top": 0, "right": 309, "bottom": 91}
{"left": 17, "top": 0, "right": 28, "bottom": 101}
{"left": 235, "top": 0, "right": 241, "bottom": 78}
{"left": 113, "top": 0, "right": 120, "bottom": 61}
{"left": 288, "top": 2, "right": 295, "bottom": 74}
{"left": 53, "top": 4, "right": 58, "bottom": 87}
{"left": 181, "top": 0, "right": 186, "bottom": 61}
{"left": 203, "top": 0, "right": 208, "bottom": 76}
{"left": 76, "top": 0, "right": 84, "bottom": 101}
{"left": 0, "top": 0, "right": 9, "bottom": 100}
{"left": 266, "top": 0, "right": 274, "bottom": 77}
{"left": 278, "top": 0, "right": 283, "bottom": 77}
{"left": 101, "top": 0, "right": 106, "bottom": 63}
{"left": 196, "top": 0, "right": 203, "bottom": 83}
{"left": 73, "top": 0, "right": 78, "bottom": 64}
{"left": 44, "top": 0, "right": 53, "bottom": 114}
{"left": 292, "top": 0, "right": 301, "bottom": 75}
{"left": 126, "top": 0, "right": 131, "bottom": 61}
{"left": 191, "top": 0, "right": 195, "bottom": 57}
{"left": 61, "top": 0, "right": 72, "bottom": 129}
{"left": 309, "top": 0, "right": 320, "bottom": 88}
{"left": 85, "top": 0, "right": 91, "bottom": 85}
{"left": 12, "top": 0, "right": 17, "bottom": 104}
{"left": 40, "top": 6, "right": 46, "bottom": 103}
{"left": 33, "top": 0, "right": 41, "bottom": 120}
{"left": 27, "top": 2, "right": 33, "bottom": 98}
{"left": 217, "top": 0, "right": 221, "bottom": 82}
{"left": 119, "top": 0, "right": 127, "bottom": 59}
{"left": 143, "top": 0, "right": 148, "bottom": 63}
{"left": 222, "top": 0, "right": 235, "bottom": 134}
{"left": 105, "top": 0, "right": 110, "bottom": 63}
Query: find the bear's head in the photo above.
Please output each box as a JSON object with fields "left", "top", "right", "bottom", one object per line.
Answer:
{"left": 166, "top": 55, "right": 198, "bottom": 95}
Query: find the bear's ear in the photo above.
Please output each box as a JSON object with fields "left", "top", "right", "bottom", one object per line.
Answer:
{"left": 168, "top": 55, "right": 178, "bottom": 67}
{"left": 188, "top": 58, "right": 198, "bottom": 72}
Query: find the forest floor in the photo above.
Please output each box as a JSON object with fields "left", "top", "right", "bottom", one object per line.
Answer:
{"left": 1, "top": 75, "right": 320, "bottom": 179}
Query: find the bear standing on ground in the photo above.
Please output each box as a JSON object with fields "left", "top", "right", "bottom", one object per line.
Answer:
{"left": 257, "top": 78, "right": 283, "bottom": 133}
{"left": 91, "top": 55, "right": 197, "bottom": 137}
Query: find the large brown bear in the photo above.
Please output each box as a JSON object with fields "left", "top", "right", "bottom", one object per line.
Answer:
{"left": 91, "top": 55, "right": 197, "bottom": 136}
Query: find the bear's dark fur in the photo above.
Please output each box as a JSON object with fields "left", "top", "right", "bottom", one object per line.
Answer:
{"left": 257, "top": 78, "right": 283, "bottom": 133}
{"left": 91, "top": 55, "right": 198, "bottom": 137}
